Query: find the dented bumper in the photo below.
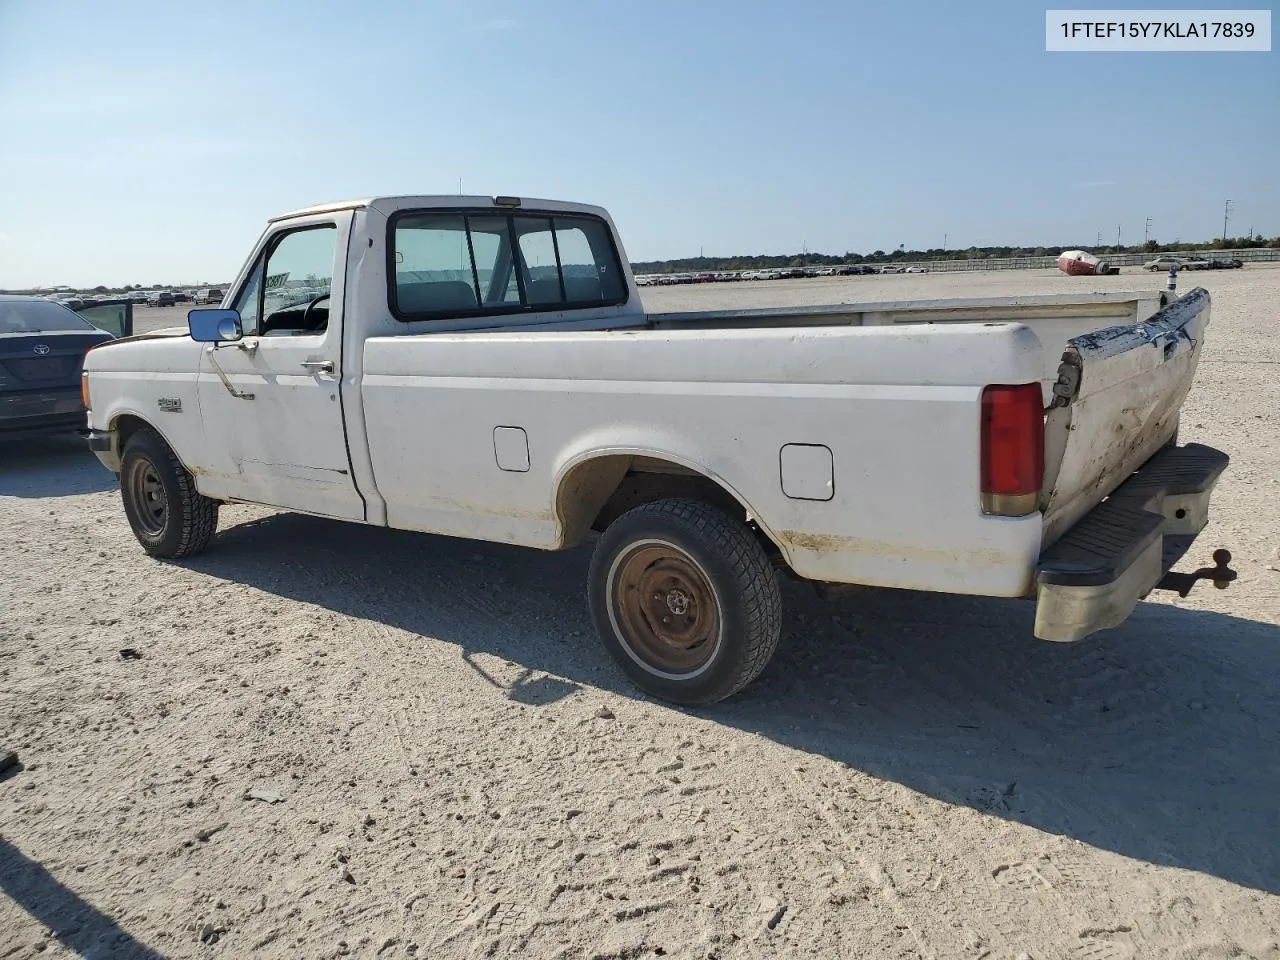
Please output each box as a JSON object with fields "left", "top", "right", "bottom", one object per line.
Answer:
{"left": 1033, "top": 442, "right": 1231, "bottom": 642}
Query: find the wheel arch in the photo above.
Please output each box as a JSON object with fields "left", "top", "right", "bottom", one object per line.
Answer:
{"left": 106, "top": 411, "right": 193, "bottom": 475}
{"left": 553, "top": 447, "right": 789, "bottom": 562}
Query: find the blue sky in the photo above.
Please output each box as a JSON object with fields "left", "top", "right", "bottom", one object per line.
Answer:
{"left": 0, "top": 0, "right": 1276, "bottom": 286}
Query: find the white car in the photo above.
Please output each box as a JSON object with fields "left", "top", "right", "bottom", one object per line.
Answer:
{"left": 1144, "top": 256, "right": 1185, "bottom": 271}
{"left": 83, "top": 194, "right": 1233, "bottom": 704}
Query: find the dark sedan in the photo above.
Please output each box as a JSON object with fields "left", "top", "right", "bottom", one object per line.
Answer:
{"left": 0, "top": 296, "right": 119, "bottom": 437}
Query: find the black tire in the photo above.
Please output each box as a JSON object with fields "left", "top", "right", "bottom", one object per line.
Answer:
{"left": 587, "top": 498, "right": 782, "bottom": 705}
{"left": 120, "top": 426, "right": 218, "bottom": 558}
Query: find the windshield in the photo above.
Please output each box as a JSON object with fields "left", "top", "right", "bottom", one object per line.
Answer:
{"left": 0, "top": 299, "right": 95, "bottom": 334}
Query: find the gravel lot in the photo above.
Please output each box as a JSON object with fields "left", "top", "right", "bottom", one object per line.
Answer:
{"left": 3, "top": 268, "right": 1278, "bottom": 959}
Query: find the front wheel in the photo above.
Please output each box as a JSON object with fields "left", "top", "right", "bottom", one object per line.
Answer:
{"left": 588, "top": 498, "right": 782, "bottom": 705}
{"left": 120, "top": 427, "right": 219, "bottom": 558}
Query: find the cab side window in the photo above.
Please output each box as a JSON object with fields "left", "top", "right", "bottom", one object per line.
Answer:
{"left": 232, "top": 225, "right": 338, "bottom": 336}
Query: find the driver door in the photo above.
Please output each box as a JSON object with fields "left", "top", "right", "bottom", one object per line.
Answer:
{"left": 195, "top": 213, "right": 364, "bottom": 521}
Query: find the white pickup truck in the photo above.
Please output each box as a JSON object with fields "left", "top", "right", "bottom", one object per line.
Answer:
{"left": 83, "top": 195, "right": 1234, "bottom": 704}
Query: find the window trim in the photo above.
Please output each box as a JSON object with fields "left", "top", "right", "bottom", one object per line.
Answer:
{"left": 387, "top": 208, "right": 629, "bottom": 323}
{"left": 231, "top": 222, "right": 338, "bottom": 336}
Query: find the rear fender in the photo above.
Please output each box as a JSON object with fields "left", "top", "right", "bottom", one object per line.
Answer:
{"left": 553, "top": 445, "right": 786, "bottom": 557}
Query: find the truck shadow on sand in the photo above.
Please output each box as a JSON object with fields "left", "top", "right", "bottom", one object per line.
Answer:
{"left": 0, "top": 435, "right": 115, "bottom": 498}
{"left": 0, "top": 838, "right": 167, "bottom": 959}
{"left": 187, "top": 512, "right": 1280, "bottom": 896}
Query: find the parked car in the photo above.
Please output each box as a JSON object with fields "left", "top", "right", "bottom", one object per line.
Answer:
{"left": 1, "top": 295, "right": 131, "bottom": 438}
{"left": 85, "top": 194, "right": 1231, "bottom": 705}
{"left": 1181, "top": 259, "right": 1211, "bottom": 271}
{"left": 1144, "top": 256, "right": 1185, "bottom": 271}
{"left": 147, "top": 291, "right": 175, "bottom": 307}
{"left": 1207, "top": 258, "right": 1244, "bottom": 270}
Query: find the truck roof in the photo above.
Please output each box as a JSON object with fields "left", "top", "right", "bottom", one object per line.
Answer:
{"left": 269, "top": 195, "right": 612, "bottom": 223}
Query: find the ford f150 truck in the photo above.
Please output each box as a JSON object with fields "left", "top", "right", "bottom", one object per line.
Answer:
{"left": 82, "top": 195, "right": 1233, "bottom": 704}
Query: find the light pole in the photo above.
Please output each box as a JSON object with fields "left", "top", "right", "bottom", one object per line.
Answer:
{"left": 1145, "top": 217, "right": 1152, "bottom": 245}
{"left": 1222, "top": 200, "right": 1233, "bottom": 246}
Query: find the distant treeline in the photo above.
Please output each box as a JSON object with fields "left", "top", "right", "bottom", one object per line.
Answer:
{"left": 7, "top": 233, "right": 1279, "bottom": 294}
{"left": 631, "top": 234, "right": 1280, "bottom": 275}
{"left": 1, "top": 282, "right": 226, "bottom": 296}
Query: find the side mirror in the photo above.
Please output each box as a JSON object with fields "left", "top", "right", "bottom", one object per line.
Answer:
{"left": 188, "top": 308, "right": 243, "bottom": 343}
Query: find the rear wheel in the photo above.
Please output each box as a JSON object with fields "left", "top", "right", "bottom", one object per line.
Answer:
{"left": 588, "top": 498, "right": 782, "bottom": 705}
{"left": 120, "top": 427, "right": 218, "bottom": 558}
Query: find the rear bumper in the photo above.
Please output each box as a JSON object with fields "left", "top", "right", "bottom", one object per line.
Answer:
{"left": 0, "top": 388, "right": 86, "bottom": 436}
{"left": 1033, "top": 443, "right": 1229, "bottom": 642}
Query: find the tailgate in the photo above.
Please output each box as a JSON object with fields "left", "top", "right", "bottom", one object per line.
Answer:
{"left": 1040, "top": 287, "right": 1210, "bottom": 547}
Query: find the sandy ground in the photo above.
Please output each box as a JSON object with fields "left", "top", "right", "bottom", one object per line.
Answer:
{"left": 2, "top": 267, "right": 1279, "bottom": 959}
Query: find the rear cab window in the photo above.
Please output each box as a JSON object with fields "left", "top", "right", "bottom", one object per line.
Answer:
{"left": 389, "top": 209, "right": 626, "bottom": 321}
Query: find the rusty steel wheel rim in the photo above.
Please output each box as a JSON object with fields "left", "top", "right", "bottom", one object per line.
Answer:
{"left": 127, "top": 457, "right": 168, "bottom": 536}
{"left": 606, "top": 539, "right": 722, "bottom": 679}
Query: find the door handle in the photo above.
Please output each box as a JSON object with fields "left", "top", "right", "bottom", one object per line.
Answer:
{"left": 300, "top": 360, "right": 334, "bottom": 374}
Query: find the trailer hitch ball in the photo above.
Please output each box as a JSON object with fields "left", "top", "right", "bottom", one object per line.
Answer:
{"left": 1156, "top": 548, "right": 1237, "bottom": 598}
{"left": 1212, "top": 549, "right": 1233, "bottom": 589}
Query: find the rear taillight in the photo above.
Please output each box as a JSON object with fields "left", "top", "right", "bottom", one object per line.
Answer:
{"left": 81, "top": 372, "right": 91, "bottom": 410}
{"left": 980, "top": 383, "right": 1044, "bottom": 516}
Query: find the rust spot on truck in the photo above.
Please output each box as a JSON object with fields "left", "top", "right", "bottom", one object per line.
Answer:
{"left": 780, "top": 531, "right": 856, "bottom": 553}
{"left": 779, "top": 531, "right": 1024, "bottom": 570}
{"left": 778, "top": 530, "right": 1035, "bottom": 597}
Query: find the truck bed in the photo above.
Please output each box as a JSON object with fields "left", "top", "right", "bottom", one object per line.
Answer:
{"left": 446, "top": 289, "right": 1169, "bottom": 406}
{"left": 355, "top": 287, "right": 1208, "bottom": 602}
